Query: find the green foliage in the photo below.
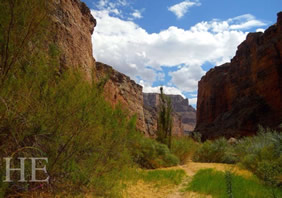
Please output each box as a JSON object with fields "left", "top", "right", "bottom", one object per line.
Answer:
{"left": 193, "top": 138, "right": 238, "bottom": 164}
{"left": 171, "top": 137, "right": 199, "bottom": 164}
{"left": 140, "top": 169, "right": 186, "bottom": 186}
{"left": 0, "top": 1, "right": 149, "bottom": 196}
{"left": 0, "top": 2, "right": 181, "bottom": 195}
{"left": 191, "top": 131, "right": 202, "bottom": 143}
{"left": 0, "top": 56, "right": 140, "bottom": 197}
{"left": 235, "top": 127, "right": 282, "bottom": 187}
{"left": 130, "top": 136, "right": 179, "bottom": 169}
{"left": 192, "top": 127, "right": 282, "bottom": 187}
{"left": 185, "top": 169, "right": 282, "bottom": 198}
{"left": 156, "top": 87, "right": 173, "bottom": 148}
{"left": 0, "top": 0, "right": 49, "bottom": 83}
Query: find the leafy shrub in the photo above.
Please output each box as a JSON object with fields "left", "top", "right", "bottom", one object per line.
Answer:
{"left": 193, "top": 138, "right": 238, "bottom": 164}
{"left": 130, "top": 136, "right": 179, "bottom": 169}
{"left": 0, "top": 60, "right": 140, "bottom": 197}
{"left": 235, "top": 127, "right": 282, "bottom": 186}
{"left": 171, "top": 137, "right": 198, "bottom": 164}
{"left": 0, "top": 0, "right": 181, "bottom": 197}
{"left": 191, "top": 131, "right": 202, "bottom": 142}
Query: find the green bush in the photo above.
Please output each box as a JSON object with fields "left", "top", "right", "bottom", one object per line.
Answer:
{"left": 192, "top": 138, "right": 238, "bottom": 164}
{"left": 0, "top": 60, "right": 140, "bottom": 197}
{"left": 235, "top": 127, "right": 282, "bottom": 186}
{"left": 192, "top": 127, "right": 282, "bottom": 187}
{"left": 171, "top": 137, "right": 198, "bottom": 164}
{"left": 130, "top": 136, "right": 179, "bottom": 169}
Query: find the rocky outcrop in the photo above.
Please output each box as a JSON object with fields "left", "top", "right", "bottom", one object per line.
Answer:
{"left": 96, "top": 62, "right": 147, "bottom": 134}
{"left": 196, "top": 12, "right": 282, "bottom": 139}
{"left": 48, "top": 1, "right": 196, "bottom": 137}
{"left": 143, "top": 93, "right": 196, "bottom": 137}
{"left": 50, "top": 0, "right": 96, "bottom": 81}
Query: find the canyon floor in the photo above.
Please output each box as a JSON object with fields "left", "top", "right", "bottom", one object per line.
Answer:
{"left": 124, "top": 160, "right": 253, "bottom": 198}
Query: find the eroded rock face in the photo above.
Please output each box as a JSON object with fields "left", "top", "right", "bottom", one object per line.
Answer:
{"left": 196, "top": 12, "right": 282, "bottom": 139}
{"left": 96, "top": 62, "right": 147, "bottom": 134}
{"left": 50, "top": 0, "right": 96, "bottom": 80}
{"left": 143, "top": 93, "right": 196, "bottom": 137}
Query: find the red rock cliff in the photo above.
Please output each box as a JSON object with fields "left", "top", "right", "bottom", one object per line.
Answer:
{"left": 96, "top": 62, "right": 147, "bottom": 134}
{"left": 196, "top": 12, "right": 282, "bottom": 139}
{"left": 50, "top": 0, "right": 96, "bottom": 80}
{"left": 49, "top": 1, "right": 148, "bottom": 134}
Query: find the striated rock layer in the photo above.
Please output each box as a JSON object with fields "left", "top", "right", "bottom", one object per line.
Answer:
{"left": 96, "top": 62, "right": 147, "bottom": 134}
{"left": 143, "top": 93, "right": 196, "bottom": 137}
{"left": 195, "top": 12, "right": 282, "bottom": 139}
{"left": 49, "top": 0, "right": 96, "bottom": 81}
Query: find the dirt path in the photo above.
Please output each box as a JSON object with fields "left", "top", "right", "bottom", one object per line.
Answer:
{"left": 125, "top": 161, "right": 253, "bottom": 198}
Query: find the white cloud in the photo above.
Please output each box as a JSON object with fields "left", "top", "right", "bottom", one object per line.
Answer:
{"left": 170, "top": 65, "right": 205, "bottom": 92}
{"left": 228, "top": 14, "right": 266, "bottom": 30}
{"left": 131, "top": 10, "right": 143, "bottom": 19}
{"left": 189, "top": 98, "right": 197, "bottom": 105}
{"left": 91, "top": 10, "right": 266, "bottom": 93}
{"left": 168, "top": 0, "right": 201, "bottom": 19}
{"left": 141, "top": 81, "right": 185, "bottom": 98}
{"left": 256, "top": 28, "right": 265, "bottom": 32}
{"left": 96, "top": 0, "right": 128, "bottom": 16}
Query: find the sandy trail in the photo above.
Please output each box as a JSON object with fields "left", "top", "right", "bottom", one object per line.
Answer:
{"left": 124, "top": 160, "right": 253, "bottom": 198}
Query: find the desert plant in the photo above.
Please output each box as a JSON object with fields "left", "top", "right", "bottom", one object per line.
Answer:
{"left": 0, "top": 0, "right": 49, "bottom": 84}
{"left": 192, "top": 131, "right": 202, "bottom": 142}
{"left": 156, "top": 87, "right": 173, "bottom": 149}
{"left": 171, "top": 137, "right": 198, "bottom": 164}
{"left": 234, "top": 127, "right": 282, "bottom": 187}
{"left": 130, "top": 135, "right": 179, "bottom": 169}
{"left": 193, "top": 137, "right": 237, "bottom": 164}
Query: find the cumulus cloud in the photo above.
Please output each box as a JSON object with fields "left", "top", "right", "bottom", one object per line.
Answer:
{"left": 170, "top": 65, "right": 205, "bottom": 92}
{"left": 168, "top": 0, "right": 201, "bottom": 19}
{"left": 91, "top": 10, "right": 266, "bottom": 94}
{"left": 141, "top": 81, "right": 185, "bottom": 98}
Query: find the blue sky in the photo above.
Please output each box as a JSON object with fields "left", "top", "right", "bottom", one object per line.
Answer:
{"left": 84, "top": 0, "right": 281, "bottom": 107}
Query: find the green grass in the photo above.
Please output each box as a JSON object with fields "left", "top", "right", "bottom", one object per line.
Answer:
{"left": 140, "top": 169, "right": 186, "bottom": 186}
{"left": 185, "top": 169, "right": 282, "bottom": 198}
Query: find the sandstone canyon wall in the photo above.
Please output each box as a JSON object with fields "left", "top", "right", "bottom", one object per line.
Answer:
{"left": 143, "top": 93, "right": 196, "bottom": 137}
{"left": 50, "top": 0, "right": 96, "bottom": 81}
{"left": 196, "top": 12, "right": 282, "bottom": 139}
{"left": 49, "top": 0, "right": 195, "bottom": 137}
{"left": 96, "top": 62, "right": 147, "bottom": 134}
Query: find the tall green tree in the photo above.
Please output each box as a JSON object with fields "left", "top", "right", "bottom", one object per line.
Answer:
{"left": 156, "top": 87, "right": 173, "bottom": 149}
